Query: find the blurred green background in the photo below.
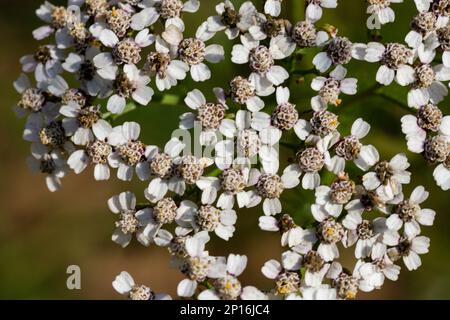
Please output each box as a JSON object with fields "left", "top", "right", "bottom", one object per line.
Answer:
{"left": 1, "top": 0, "right": 449, "bottom": 299}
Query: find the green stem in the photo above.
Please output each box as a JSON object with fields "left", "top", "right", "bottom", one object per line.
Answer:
{"left": 200, "top": 281, "right": 214, "bottom": 290}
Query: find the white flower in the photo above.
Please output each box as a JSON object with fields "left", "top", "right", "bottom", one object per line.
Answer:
{"left": 153, "top": 228, "right": 210, "bottom": 254}
{"left": 286, "top": 285, "right": 337, "bottom": 300}
{"left": 246, "top": 167, "right": 300, "bottom": 216}
{"left": 196, "top": 164, "right": 257, "bottom": 209}
{"left": 306, "top": 0, "right": 338, "bottom": 22}
{"left": 229, "top": 75, "right": 266, "bottom": 109}
{"left": 264, "top": 0, "right": 283, "bottom": 17}
{"left": 207, "top": 1, "right": 258, "bottom": 39}
{"left": 62, "top": 46, "right": 112, "bottom": 97}
{"left": 23, "top": 112, "right": 74, "bottom": 153}
{"left": 362, "top": 153, "right": 411, "bottom": 201}
{"left": 214, "top": 110, "right": 281, "bottom": 173}
{"left": 97, "top": 27, "right": 154, "bottom": 66}
{"left": 261, "top": 251, "right": 303, "bottom": 295}
{"left": 60, "top": 102, "right": 101, "bottom": 146}
{"left": 312, "top": 173, "right": 355, "bottom": 218}
{"left": 311, "top": 66, "right": 358, "bottom": 111}
{"left": 301, "top": 251, "right": 331, "bottom": 287}
{"left": 175, "top": 201, "right": 237, "bottom": 241}
{"left": 289, "top": 20, "right": 330, "bottom": 48}
{"left": 386, "top": 186, "right": 436, "bottom": 239}
{"left": 107, "top": 64, "right": 154, "bottom": 114}
{"left": 315, "top": 218, "right": 345, "bottom": 262}
{"left": 406, "top": 9, "right": 450, "bottom": 63}
{"left": 294, "top": 110, "right": 340, "bottom": 145}
{"left": 407, "top": 64, "right": 450, "bottom": 108}
{"left": 91, "top": 52, "right": 119, "bottom": 82}
{"left": 422, "top": 25, "right": 450, "bottom": 68}
{"left": 248, "top": 11, "right": 292, "bottom": 41}
{"left": 259, "top": 214, "right": 317, "bottom": 251}
{"left": 414, "top": 0, "right": 433, "bottom": 12}
{"left": 197, "top": 254, "right": 248, "bottom": 300}
{"left": 313, "top": 36, "right": 365, "bottom": 73}
{"left": 401, "top": 105, "right": 450, "bottom": 153}
{"left": 144, "top": 36, "right": 189, "bottom": 91}
{"left": 153, "top": 154, "right": 213, "bottom": 200}
{"left": 332, "top": 118, "right": 378, "bottom": 172}
{"left": 388, "top": 235, "right": 430, "bottom": 271}
{"left": 283, "top": 135, "right": 337, "bottom": 190}
{"left": 107, "top": 191, "right": 154, "bottom": 247}
{"left": 404, "top": 11, "right": 445, "bottom": 50}
{"left": 356, "top": 256, "right": 400, "bottom": 292}
{"left": 133, "top": 197, "right": 184, "bottom": 246}
{"left": 344, "top": 185, "right": 403, "bottom": 217}
{"left": 67, "top": 119, "right": 115, "bottom": 181}
{"left": 26, "top": 143, "right": 68, "bottom": 192}
{"left": 364, "top": 42, "right": 415, "bottom": 86}
{"left": 88, "top": 7, "right": 133, "bottom": 40}
{"left": 20, "top": 45, "right": 64, "bottom": 82}
{"left": 113, "top": 271, "right": 172, "bottom": 300}
{"left": 131, "top": 0, "right": 200, "bottom": 31}
{"left": 433, "top": 162, "right": 450, "bottom": 191}
{"left": 142, "top": 138, "right": 187, "bottom": 202}
{"left": 342, "top": 213, "right": 380, "bottom": 259}
{"left": 231, "top": 34, "right": 293, "bottom": 91}
{"left": 33, "top": 2, "right": 83, "bottom": 41}
{"left": 13, "top": 73, "right": 59, "bottom": 118}
{"left": 161, "top": 24, "right": 225, "bottom": 82}
{"left": 180, "top": 89, "right": 235, "bottom": 146}
{"left": 240, "top": 286, "right": 268, "bottom": 300}
{"left": 252, "top": 87, "right": 302, "bottom": 133}
{"left": 367, "top": 0, "right": 403, "bottom": 27}
{"left": 108, "top": 121, "right": 155, "bottom": 181}
{"left": 326, "top": 261, "right": 364, "bottom": 299}
{"left": 370, "top": 217, "right": 402, "bottom": 247}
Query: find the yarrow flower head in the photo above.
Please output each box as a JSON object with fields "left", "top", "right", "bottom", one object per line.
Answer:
{"left": 161, "top": 24, "right": 225, "bottom": 82}
{"left": 180, "top": 89, "right": 233, "bottom": 146}
{"left": 364, "top": 42, "right": 415, "bottom": 86}
{"left": 232, "top": 34, "right": 294, "bottom": 92}
{"left": 207, "top": 1, "right": 258, "bottom": 40}
{"left": 108, "top": 191, "right": 155, "bottom": 247}
{"left": 13, "top": 0, "right": 447, "bottom": 301}
{"left": 313, "top": 35, "right": 365, "bottom": 73}
{"left": 113, "top": 271, "right": 172, "bottom": 300}
{"left": 310, "top": 66, "right": 358, "bottom": 111}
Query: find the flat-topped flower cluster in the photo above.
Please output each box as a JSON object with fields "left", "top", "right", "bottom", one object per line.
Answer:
{"left": 14, "top": 0, "right": 448, "bottom": 300}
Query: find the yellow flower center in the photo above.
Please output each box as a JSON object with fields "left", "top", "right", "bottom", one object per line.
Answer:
{"left": 111, "top": 7, "right": 118, "bottom": 17}
{"left": 346, "top": 291, "right": 356, "bottom": 300}
{"left": 326, "top": 227, "right": 335, "bottom": 237}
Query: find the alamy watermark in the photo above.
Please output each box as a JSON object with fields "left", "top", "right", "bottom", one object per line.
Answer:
{"left": 66, "top": 265, "right": 81, "bottom": 290}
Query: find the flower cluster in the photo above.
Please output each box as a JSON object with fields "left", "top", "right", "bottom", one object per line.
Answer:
{"left": 14, "top": 0, "right": 446, "bottom": 300}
